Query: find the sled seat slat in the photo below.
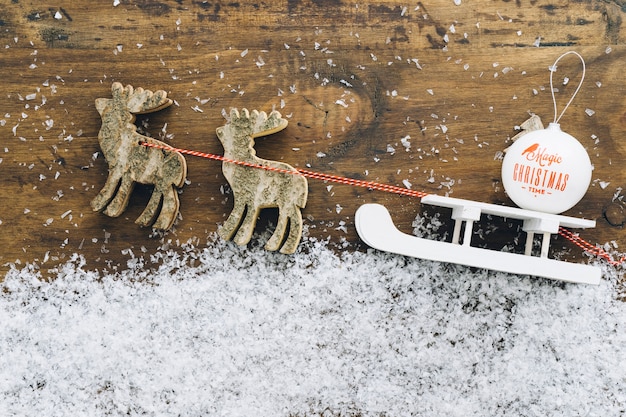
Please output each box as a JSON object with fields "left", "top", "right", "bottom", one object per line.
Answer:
{"left": 421, "top": 195, "right": 596, "bottom": 260}
{"left": 422, "top": 195, "right": 595, "bottom": 231}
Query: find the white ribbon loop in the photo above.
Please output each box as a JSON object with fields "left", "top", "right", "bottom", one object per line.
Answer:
{"left": 549, "top": 51, "right": 586, "bottom": 124}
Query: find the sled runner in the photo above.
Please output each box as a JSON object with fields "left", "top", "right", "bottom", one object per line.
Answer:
{"left": 355, "top": 195, "right": 601, "bottom": 284}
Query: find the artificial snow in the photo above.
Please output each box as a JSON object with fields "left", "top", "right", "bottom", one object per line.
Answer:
{"left": 1, "top": 233, "right": 625, "bottom": 416}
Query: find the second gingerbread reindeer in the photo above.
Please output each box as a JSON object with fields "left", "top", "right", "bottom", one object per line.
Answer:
{"left": 216, "top": 108, "right": 308, "bottom": 254}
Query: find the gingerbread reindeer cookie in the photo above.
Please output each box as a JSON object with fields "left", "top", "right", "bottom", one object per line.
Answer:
{"left": 91, "top": 82, "right": 187, "bottom": 230}
{"left": 216, "top": 108, "right": 308, "bottom": 254}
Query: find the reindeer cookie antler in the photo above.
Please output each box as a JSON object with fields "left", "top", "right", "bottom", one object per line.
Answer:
{"left": 216, "top": 108, "right": 308, "bottom": 254}
{"left": 91, "top": 82, "right": 187, "bottom": 230}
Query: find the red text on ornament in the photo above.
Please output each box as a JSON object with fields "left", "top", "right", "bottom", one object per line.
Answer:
{"left": 521, "top": 143, "right": 563, "bottom": 167}
{"left": 512, "top": 163, "right": 569, "bottom": 193}
{"left": 527, "top": 186, "right": 546, "bottom": 194}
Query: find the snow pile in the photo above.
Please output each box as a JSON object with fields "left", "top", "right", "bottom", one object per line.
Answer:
{"left": 1, "top": 236, "right": 625, "bottom": 416}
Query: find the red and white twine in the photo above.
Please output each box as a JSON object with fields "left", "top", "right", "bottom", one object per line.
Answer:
{"left": 141, "top": 141, "right": 624, "bottom": 268}
{"left": 141, "top": 141, "right": 429, "bottom": 198}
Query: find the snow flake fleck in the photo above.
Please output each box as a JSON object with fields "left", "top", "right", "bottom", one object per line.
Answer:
{"left": 400, "top": 135, "right": 411, "bottom": 151}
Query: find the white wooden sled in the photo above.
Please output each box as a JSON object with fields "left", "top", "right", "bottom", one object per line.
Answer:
{"left": 355, "top": 195, "right": 601, "bottom": 284}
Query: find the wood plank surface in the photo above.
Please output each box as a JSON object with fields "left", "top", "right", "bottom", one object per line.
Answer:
{"left": 1, "top": 0, "right": 626, "bottom": 277}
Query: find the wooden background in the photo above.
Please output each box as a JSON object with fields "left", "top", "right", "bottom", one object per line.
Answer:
{"left": 1, "top": 0, "right": 626, "bottom": 277}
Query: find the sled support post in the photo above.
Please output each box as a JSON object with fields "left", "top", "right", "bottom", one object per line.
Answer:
{"left": 524, "top": 232, "right": 535, "bottom": 256}
{"left": 451, "top": 205, "right": 481, "bottom": 246}
{"left": 520, "top": 216, "right": 559, "bottom": 258}
{"left": 541, "top": 233, "right": 551, "bottom": 258}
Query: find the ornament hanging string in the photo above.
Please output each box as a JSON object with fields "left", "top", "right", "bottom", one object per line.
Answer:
{"left": 550, "top": 51, "right": 586, "bottom": 124}
{"left": 141, "top": 141, "right": 624, "bottom": 268}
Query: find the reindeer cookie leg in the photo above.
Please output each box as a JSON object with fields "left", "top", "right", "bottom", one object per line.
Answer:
{"left": 135, "top": 148, "right": 188, "bottom": 229}
{"left": 151, "top": 152, "right": 186, "bottom": 229}
{"left": 91, "top": 171, "right": 123, "bottom": 212}
{"left": 135, "top": 187, "right": 179, "bottom": 230}
{"left": 219, "top": 198, "right": 247, "bottom": 241}
{"left": 268, "top": 178, "right": 308, "bottom": 253}
{"left": 280, "top": 208, "right": 304, "bottom": 254}
{"left": 103, "top": 172, "right": 136, "bottom": 217}
{"left": 135, "top": 189, "right": 162, "bottom": 227}
{"left": 152, "top": 186, "right": 181, "bottom": 230}
{"left": 265, "top": 207, "right": 302, "bottom": 254}
{"left": 134, "top": 185, "right": 180, "bottom": 230}
{"left": 265, "top": 211, "right": 289, "bottom": 252}
{"left": 233, "top": 204, "right": 261, "bottom": 246}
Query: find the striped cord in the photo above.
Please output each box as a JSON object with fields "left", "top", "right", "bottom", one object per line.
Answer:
{"left": 140, "top": 141, "right": 623, "bottom": 267}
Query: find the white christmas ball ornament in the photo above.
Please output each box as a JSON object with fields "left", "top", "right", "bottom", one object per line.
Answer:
{"left": 501, "top": 123, "right": 592, "bottom": 214}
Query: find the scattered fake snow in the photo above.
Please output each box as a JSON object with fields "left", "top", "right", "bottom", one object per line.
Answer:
{"left": 1, "top": 233, "right": 625, "bottom": 416}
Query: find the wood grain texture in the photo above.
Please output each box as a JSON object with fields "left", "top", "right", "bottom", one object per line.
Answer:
{"left": 1, "top": 0, "right": 626, "bottom": 276}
